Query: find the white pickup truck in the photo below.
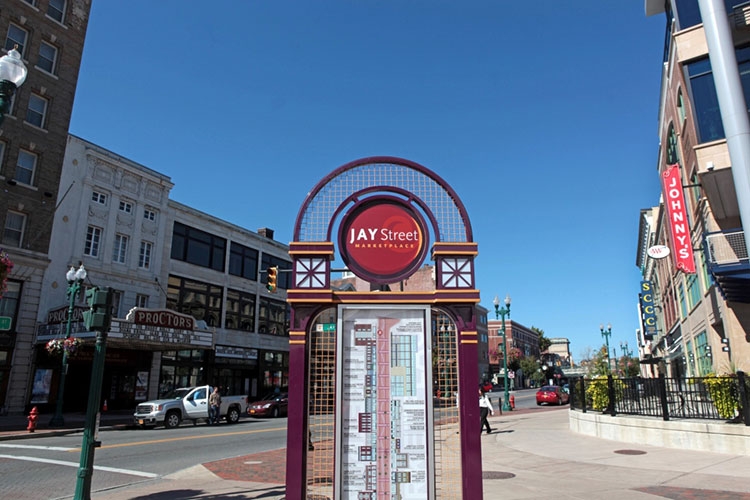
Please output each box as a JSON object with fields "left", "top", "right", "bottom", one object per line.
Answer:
{"left": 133, "top": 385, "right": 247, "bottom": 429}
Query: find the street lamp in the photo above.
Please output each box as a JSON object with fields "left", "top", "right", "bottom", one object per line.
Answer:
{"left": 600, "top": 323, "right": 612, "bottom": 373}
{"left": 620, "top": 341, "right": 632, "bottom": 358}
{"left": 0, "top": 46, "right": 28, "bottom": 125}
{"left": 493, "top": 294, "right": 512, "bottom": 412}
{"left": 49, "top": 264, "right": 87, "bottom": 427}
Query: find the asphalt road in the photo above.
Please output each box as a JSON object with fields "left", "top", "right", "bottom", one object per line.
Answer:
{"left": 0, "top": 416, "right": 288, "bottom": 500}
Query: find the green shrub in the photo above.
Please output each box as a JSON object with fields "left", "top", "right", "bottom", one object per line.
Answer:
{"left": 703, "top": 373, "right": 740, "bottom": 420}
{"left": 585, "top": 376, "right": 625, "bottom": 411}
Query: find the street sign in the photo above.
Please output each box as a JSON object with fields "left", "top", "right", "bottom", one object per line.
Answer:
{"left": 322, "top": 323, "right": 336, "bottom": 332}
{"left": 508, "top": 371, "right": 515, "bottom": 379}
{"left": 0, "top": 316, "right": 11, "bottom": 331}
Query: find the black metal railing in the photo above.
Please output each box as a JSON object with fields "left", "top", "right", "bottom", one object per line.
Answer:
{"left": 569, "top": 371, "right": 749, "bottom": 426}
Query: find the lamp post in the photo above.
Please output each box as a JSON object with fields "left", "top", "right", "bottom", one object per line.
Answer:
{"left": 0, "top": 46, "right": 28, "bottom": 125}
{"left": 600, "top": 323, "right": 612, "bottom": 373}
{"left": 49, "top": 264, "right": 87, "bottom": 427}
{"left": 493, "top": 294, "right": 512, "bottom": 412}
{"left": 620, "top": 341, "right": 632, "bottom": 358}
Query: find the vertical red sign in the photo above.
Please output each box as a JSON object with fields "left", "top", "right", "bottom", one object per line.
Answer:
{"left": 661, "top": 165, "right": 696, "bottom": 274}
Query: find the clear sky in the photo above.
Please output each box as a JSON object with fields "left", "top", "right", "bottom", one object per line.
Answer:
{"left": 68, "top": 1, "right": 666, "bottom": 361}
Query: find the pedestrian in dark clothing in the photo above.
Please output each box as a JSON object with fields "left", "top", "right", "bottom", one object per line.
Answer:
{"left": 479, "top": 388, "right": 494, "bottom": 434}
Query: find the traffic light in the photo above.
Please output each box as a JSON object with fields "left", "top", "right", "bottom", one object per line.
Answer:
{"left": 266, "top": 266, "right": 278, "bottom": 293}
{"left": 83, "top": 286, "right": 112, "bottom": 331}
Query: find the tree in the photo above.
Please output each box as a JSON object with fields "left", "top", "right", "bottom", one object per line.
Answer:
{"left": 519, "top": 356, "right": 545, "bottom": 387}
{"left": 589, "top": 346, "right": 610, "bottom": 377}
{"left": 532, "top": 326, "right": 551, "bottom": 353}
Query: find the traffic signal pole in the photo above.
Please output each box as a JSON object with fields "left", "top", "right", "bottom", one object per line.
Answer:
{"left": 75, "top": 287, "right": 112, "bottom": 500}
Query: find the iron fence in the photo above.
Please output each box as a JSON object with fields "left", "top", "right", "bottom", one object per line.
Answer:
{"left": 569, "top": 371, "right": 749, "bottom": 426}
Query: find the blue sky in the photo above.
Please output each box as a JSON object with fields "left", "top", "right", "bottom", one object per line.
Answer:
{"left": 69, "top": 1, "right": 666, "bottom": 361}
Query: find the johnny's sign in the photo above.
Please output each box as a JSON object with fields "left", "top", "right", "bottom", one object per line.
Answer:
{"left": 662, "top": 165, "right": 696, "bottom": 274}
{"left": 339, "top": 199, "right": 428, "bottom": 283}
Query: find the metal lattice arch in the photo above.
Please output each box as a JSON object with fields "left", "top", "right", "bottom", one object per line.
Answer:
{"left": 293, "top": 156, "right": 474, "bottom": 244}
{"left": 285, "top": 156, "right": 484, "bottom": 500}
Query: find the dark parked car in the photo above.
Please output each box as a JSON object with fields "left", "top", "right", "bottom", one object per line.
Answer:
{"left": 536, "top": 385, "right": 570, "bottom": 406}
{"left": 247, "top": 392, "right": 288, "bottom": 418}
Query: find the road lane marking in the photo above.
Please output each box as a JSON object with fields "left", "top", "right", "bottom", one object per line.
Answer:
{"left": 67, "top": 426, "right": 287, "bottom": 451}
{"left": 0, "top": 444, "right": 75, "bottom": 451}
{"left": 0, "top": 454, "right": 158, "bottom": 478}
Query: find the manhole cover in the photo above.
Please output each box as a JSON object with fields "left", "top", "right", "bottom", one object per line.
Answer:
{"left": 482, "top": 471, "right": 516, "bottom": 479}
{"left": 614, "top": 449, "right": 647, "bottom": 455}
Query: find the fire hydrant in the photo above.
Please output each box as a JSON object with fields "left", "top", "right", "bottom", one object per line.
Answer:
{"left": 27, "top": 406, "right": 39, "bottom": 433}
{"left": 509, "top": 394, "right": 516, "bottom": 410}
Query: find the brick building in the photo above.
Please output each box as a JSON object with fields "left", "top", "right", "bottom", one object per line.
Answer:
{"left": 0, "top": 0, "right": 91, "bottom": 414}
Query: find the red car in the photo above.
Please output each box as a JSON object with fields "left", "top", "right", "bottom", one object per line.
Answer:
{"left": 247, "top": 392, "right": 288, "bottom": 418}
{"left": 536, "top": 385, "right": 570, "bottom": 406}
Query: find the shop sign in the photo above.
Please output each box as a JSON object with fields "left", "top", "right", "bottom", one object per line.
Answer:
{"left": 339, "top": 198, "right": 428, "bottom": 283}
{"left": 128, "top": 308, "right": 195, "bottom": 330}
{"left": 661, "top": 165, "right": 696, "bottom": 273}
{"left": 639, "top": 280, "right": 657, "bottom": 340}
{"left": 46, "top": 305, "right": 86, "bottom": 324}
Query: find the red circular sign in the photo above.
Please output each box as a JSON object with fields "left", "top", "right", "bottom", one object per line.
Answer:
{"left": 340, "top": 200, "right": 427, "bottom": 282}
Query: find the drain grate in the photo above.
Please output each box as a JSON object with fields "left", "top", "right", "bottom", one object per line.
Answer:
{"left": 614, "top": 449, "right": 647, "bottom": 455}
{"left": 482, "top": 471, "right": 516, "bottom": 479}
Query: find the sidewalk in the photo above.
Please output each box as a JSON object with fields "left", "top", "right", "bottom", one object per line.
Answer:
{"left": 3, "top": 408, "right": 750, "bottom": 499}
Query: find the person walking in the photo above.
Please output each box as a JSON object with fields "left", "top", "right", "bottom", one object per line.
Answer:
{"left": 479, "top": 387, "right": 494, "bottom": 435}
{"left": 209, "top": 386, "right": 222, "bottom": 425}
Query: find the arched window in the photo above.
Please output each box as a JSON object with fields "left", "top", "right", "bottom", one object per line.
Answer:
{"left": 666, "top": 123, "right": 680, "bottom": 165}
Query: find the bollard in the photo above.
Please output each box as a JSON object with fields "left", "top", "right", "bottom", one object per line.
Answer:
{"left": 27, "top": 406, "right": 39, "bottom": 432}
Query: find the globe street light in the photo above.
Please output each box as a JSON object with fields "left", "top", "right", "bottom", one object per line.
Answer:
{"left": 620, "top": 341, "right": 632, "bottom": 358}
{"left": 0, "top": 47, "right": 28, "bottom": 125}
{"left": 600, "top": 323, "right": 612, "bottom": 374}
{"left": 49, "top": 264, "right": 87, "bottom": 427}
{"left": 493, "top": 294, "right": 512, "bottom": 412}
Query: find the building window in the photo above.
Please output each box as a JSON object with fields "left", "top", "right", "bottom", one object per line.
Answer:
{"left": 26, "top": 93, "right": 48, "bottom": 128}
{"left": 143, "top": 208, "right": 156, "bottom": 222}
{"left": 229, "top": 242, "right": 258, "bottom": 281}
{"left": 166, "top": 275, "right": 223, "bottom": 327}
{"left": 666, "top": 123, "right": 680, "bottom": 165}
{"left": 136, "top": 294, "right": 149, "bottom": 308}
{"left": 110, "top": 289, "right": 122, "bottom": 318}
{"left": 3, "top": 211, "right": 26, "bottom": 248}
{"left": 118, "top": 200, "right": 133, "bottom": 214}
{"left": 5, "top": 24, "right": 28, "bottom": 55}
{"left": 0, "top": 281, "right": 21, "bottom": 331}
{"left": 112, "top": 234, "right": 128, "bottom": 264}
{"left": 138, "top": 241, "right": 152, "bottom": 269}
{"left": 258, "top": 297, "right": 289, "bottom": 336}
{"left": 686, "top": 273, "right": 701, "bottom": 309}
{"left": 687, "top": 58, "right": 724, "bottom": 143}
{"left": 677, "top": 89, "right": 686, "bottom": 124}
{"left": 15, "top": 150, "right": 36, "bottom": 186}
{"left": 684, "top": 44, "right": 750, "bottom": 143}
{"left": 37, "top": 41, "right": 57, "bottom": 74}
{"left": 677, "top": 281, "right": 687, "bottom": 319}
{"left": 260, "top": 254, "right": 292, "bottom": 291}
{"left": 695, "top": 331, "right": 712, "bottom": 376}
{"left": 91, "top": 191, "right": 107, "bottom": 205}
{"left": 170, "top": 221, "right": 226, "bottom": 272}
{"left": 225, "top": 289, "right": 256, "bottom": 331}
{"left": 84, "top": 226, "right": 102, "bottom": 257}
{"left": 47, "top": 0, "right": 66, "bottom": 23}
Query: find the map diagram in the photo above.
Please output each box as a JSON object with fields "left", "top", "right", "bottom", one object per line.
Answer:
{"left": 340, "top": 308, "right": 429, "bottom": 500}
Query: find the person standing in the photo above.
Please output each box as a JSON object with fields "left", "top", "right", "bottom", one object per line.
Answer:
{"left": 209, "top": 386, "right": 222, "bottom": 425}
{"left": 479, "top": 388, "right": 494, "bottom": 434}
